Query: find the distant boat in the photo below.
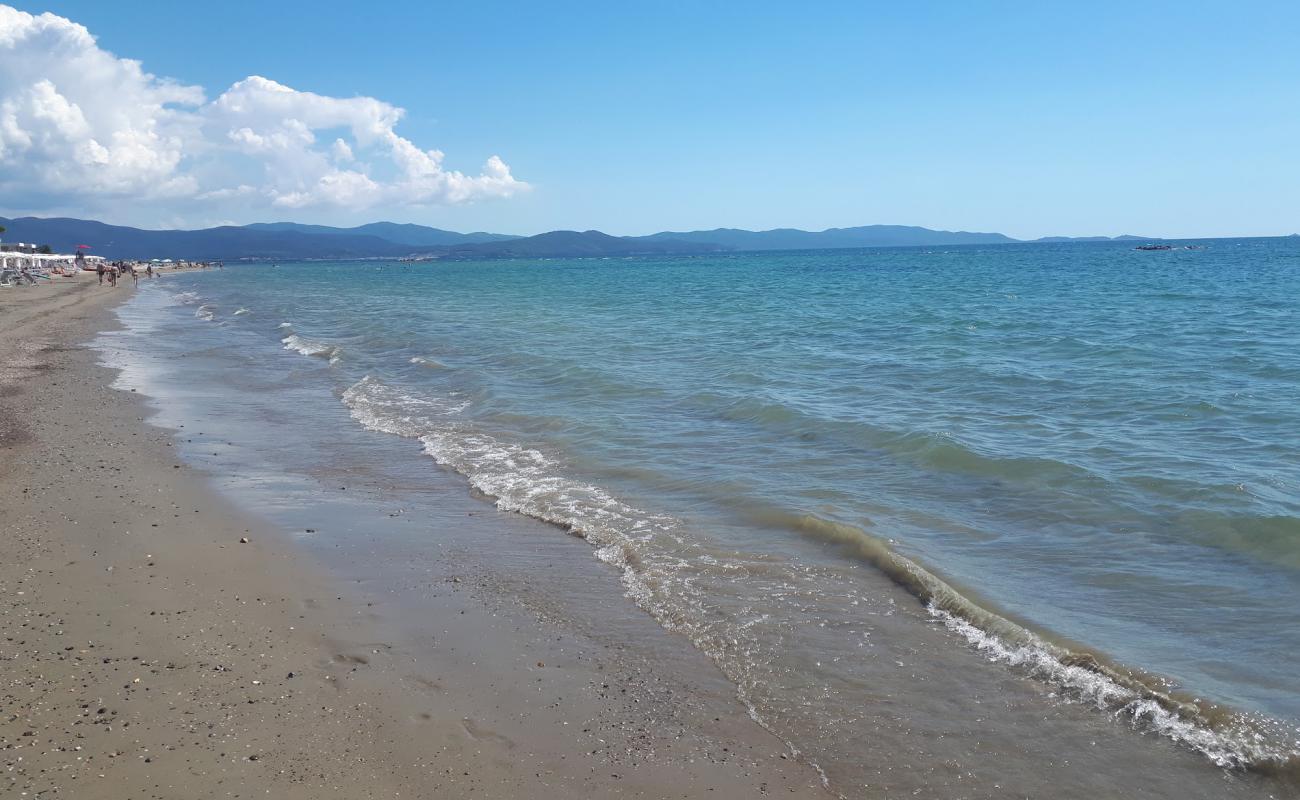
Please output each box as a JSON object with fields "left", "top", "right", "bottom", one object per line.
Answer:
{"left": 1134, "top": 244, "right": 1173, "bottom": 251}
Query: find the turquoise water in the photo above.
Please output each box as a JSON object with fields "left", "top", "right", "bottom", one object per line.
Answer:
{"left": 113, "top": 239, "right": 1300, "bottom": 787}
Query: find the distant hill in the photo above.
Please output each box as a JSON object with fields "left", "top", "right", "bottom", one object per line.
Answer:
{"left": 633, "top": 225, "right": 1016, "bottom": 250}
{"left": 0, "top": 216, "right": 412, "bottom": 260}
{"left": 1032, "top": 234, "right": 1152, "bottom": 242}
{"left": 0, "top": 217, "right": 727, "bottom": 260}
{"left": 0, "top": 215, "right": 1174, "bottom": 261}
{"left": 442, "top": 230, "right": 727, "bottom": 259}
{"left": 244, "top": 221, "right": 517, "bottom": 247}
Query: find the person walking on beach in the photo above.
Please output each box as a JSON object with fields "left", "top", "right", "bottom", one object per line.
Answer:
{"left": 129, "top": 263, "right": 138, "bottom": 287}
{"left": 96, "top": 261, "right": 105, "bottom": 285}
{"left": 146, "top": 264, "right": 154, "bottom": 279}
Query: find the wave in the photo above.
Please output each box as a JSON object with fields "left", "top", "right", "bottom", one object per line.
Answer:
{"left": 687, "top": 391, "right": 1099, "bottom": 489}
{"left": 340, "top": 378, "right": 655, "bottom": 556}
{"left": 773, "top": 511, "right": 1298, "bottom": 773}
{"left": 233, "top": 307, "right": 251, "bottom": 316}
{"left": 340, "top": 375, "right": 679, "bottom": 639}
{"left": 281, "top": 332, "right": 342, "bottom": 364}
{"left": 1174, "top": 510, "right": 1300, "bottom": 570}
{"left": 340, "top": 376, "right": 701, "bottom": 652}
{"left": 194, "top": 304, "right": 216, "bottom": 321}
{"left": 335, "top": 376, "right": 823, "bottom": 769}
{"left": 409, "top": 355, "right": 448, "bottom": 369}
{"left": 338, "top": 373, "right": 1298, "bottom": 778}
{"left": 891, "top": 430, "right": 1091, "bottom": 485}
{"left": 341, "top": 375, "right": 467, "bottom": 433}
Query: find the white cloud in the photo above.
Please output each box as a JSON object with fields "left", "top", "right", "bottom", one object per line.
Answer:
{"left": 0, "top": 5, "right": 526, "bottom": 217}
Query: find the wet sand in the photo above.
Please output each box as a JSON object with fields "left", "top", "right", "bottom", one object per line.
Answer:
{"left": 0, "top": 276, "right": 827, "bottom": 798}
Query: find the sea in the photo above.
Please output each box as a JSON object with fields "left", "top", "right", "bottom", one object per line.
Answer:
{"left": 98, "top": 238, "right": 1300, "bottom": 798}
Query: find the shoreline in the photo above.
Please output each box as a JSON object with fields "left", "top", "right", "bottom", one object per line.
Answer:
{"left": 1, "top": 278, "right": 829, "bottom": 797}
{"left": 8, "top": 271, "right": 1294, "bottom": 799}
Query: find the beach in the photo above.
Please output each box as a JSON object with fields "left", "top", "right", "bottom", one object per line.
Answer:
{"left": 0, "top": 276, "right": 828, "bottom": 798}
{"left": 4, "top": 242, "right": 1297, "bottom": 800}
{"left": 6, "top": 0, "right": 1298, "bottom": 794}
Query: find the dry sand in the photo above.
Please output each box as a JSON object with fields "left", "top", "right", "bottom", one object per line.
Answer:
{"left": 1, "top": 275, "right": 829, "bottom": 798}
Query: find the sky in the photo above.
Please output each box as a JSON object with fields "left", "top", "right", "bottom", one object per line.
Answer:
{"left": 1, "top": 1, "right": 1298, "bottom": 238}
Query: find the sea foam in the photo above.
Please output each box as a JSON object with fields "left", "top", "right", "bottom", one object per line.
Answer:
{"left": 281, "top": 333, "right": 342, "bottom": 364}
{"left": 340, "top": 375, "right": 674, "bottom": 617}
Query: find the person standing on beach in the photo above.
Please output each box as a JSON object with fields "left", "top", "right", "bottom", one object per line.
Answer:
{"left": 96, "top": 261, "right": 105, "bottom": 285}
{"left": 129, "top": 263, "right": 138, "bottom": 286}
{"left": 146, "top": 264, "right": 154, "bottom": 279}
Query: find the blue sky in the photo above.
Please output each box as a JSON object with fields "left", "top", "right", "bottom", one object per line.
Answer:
{"left": 3, "top": 1, "right": 1298, "bottom": 237}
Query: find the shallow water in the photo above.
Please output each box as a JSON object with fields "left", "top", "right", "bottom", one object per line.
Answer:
{"left": 100, "top": 239, "right": 1300, "bottom": 796}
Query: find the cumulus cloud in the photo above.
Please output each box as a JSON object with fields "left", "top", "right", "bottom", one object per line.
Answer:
{"left": 0, "top": 5, "right": 526, "bottom": 216}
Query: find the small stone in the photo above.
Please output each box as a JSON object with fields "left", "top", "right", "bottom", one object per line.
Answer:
{"left": 239, "top": 537, "right": 249, "bottom": 544}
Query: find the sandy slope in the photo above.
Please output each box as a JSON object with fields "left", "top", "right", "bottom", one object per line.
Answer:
{"left": 1, "top": 276, "right": 827, "bottom": 799}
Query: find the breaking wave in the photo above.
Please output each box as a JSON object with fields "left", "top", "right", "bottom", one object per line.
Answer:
{"left": 340, "top": 375, "right": 681, "bottom": 639}
{"left": 779, "top": 512, "right": 1299, "bottom": 774}
{"left": 336, "top": 376, "right": 820, "bottom": 771}
{"left": 338, "top": 375, "right": 845, "bottom": 771}
{"left": 280, "top": 328, "right": 342, "bottom": 364}
{"left": 337, "top": 374, "right": 1298, "bottom": 780}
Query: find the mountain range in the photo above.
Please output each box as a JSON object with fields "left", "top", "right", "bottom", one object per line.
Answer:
{"left": 0, "top": 216, "right": 1156, "bottom": 261}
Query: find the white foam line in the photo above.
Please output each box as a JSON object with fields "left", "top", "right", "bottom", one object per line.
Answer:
{"left": 281, "top": 333, "right": 342, "bottom": 364}
{"left": 339, "top": 373, "right": 837, "bottom": 787}
{"left": 929, "top": 603, "right": 1290, "bottom": 770}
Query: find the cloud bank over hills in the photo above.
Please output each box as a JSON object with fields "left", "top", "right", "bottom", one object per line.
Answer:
{"left": 0, "top": 6, "right": 526, "bottom": 219}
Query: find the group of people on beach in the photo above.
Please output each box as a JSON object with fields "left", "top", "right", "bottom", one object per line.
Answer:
{"left": 96, "top": 261, "right": 154, "bottom": 287}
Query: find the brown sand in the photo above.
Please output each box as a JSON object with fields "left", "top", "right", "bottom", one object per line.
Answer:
{"left": 1, "top": 275, "right": 828, "bottom": 798}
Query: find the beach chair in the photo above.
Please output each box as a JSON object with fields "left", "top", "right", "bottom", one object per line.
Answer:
{"left": 1, "top": 267, "right": 35, "bottom": 286}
